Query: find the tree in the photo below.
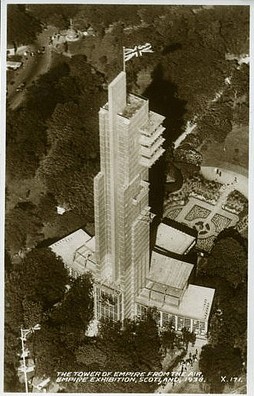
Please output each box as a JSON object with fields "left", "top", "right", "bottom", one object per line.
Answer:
{"left": 32, "top": 321, "right": 76, "bottom": 378}
{"left": 22, "top": 298, "right": 44, "bottom": 328}
{"left": 28, "top": 4, "right": 80, "bottom": 29}
{"left": 199, "top": 343, "right": 243, "bottom": 393}
{"left": 230, "top": 64, "right": 249, "bottom": 98}
{"left": 5, "top": 203, "right": 44, "bottom": 254}
{"left": 98, "top": 318, "right": 122, "bottom": 352}
{"left": 73, "top": 4, "right": 141, "bottom": 31}
{"left": 4, "top": 327, "right": 23, "bottom": 392}
{"left": 7, "top": 4, "right": 42, "bottom": 46}
{"left": 220, "top": 283, "right": 247, "bottom": 341}
{"left": 217, "top": 6, "right": 249, "bottom": 55}
{"left": 197, "top": 100, "right": 233, "bottom": 143}
{"left": 50, "top": 273, "right": 94, "bottom": 349}
{"left": 25, "top": 63, "right": 70, "bottom": 119}
{"left": 174, "top": 146, "right": 203, "bottom": 166}
{"left": 6, "top": 104, "right": 47, "bottom": 181}
{"left": 5, "top": 250, "right": 13, "bottom": 276}
{"left": 6, "top": 144, "right": 40, "bottom": 182}
{"left": 206, "top": 237, "right": 247, "bottom": 288}
{"left": 134, "top": 308, "right": 162, "bottom": 370}
{"left": 34, "top": 56, "right": 106, "bottom": 216}
{"left": 35, "top": 193, "right": 58, "bottom": 225}
{"left": 10, "top": 248, "right": 69, "bottom": 310}
{"left": 160, "top": 322, "right": 176, "bottom": 352}
{"left": 181, "top": 327, "right": 196, "bottom": 349}
{"left": 75, "top": 343, "right": 107, "bottom": 368}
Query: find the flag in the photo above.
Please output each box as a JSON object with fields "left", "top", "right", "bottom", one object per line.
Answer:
{"left": 124, "top": 43, "right": 153, "bottom": 62}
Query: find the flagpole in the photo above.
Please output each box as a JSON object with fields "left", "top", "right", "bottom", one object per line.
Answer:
{"left": 123, "top": 46, "right": 126, "bottom": 72}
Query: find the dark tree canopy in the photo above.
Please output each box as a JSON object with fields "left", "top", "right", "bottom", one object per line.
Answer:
{"left": 10, "top": 248, "right": 68, "bottom": 310}
{"left": 206, "top": 237, "right": 247, "bottom": 288}
{"left": 199, "top": 343, "right": 243, "bottom": 393}
{"left": 7, "top": 4, "right": 42, "bottom": 46}
{"left": 31, "top": 322, "right": 77, "bottom": 378}
{"left": 134, "top": 309, "right": 162, "bottom": 370}
{"left": 51, "top": 273, "right": 94, "bottom": 349}
{"left": 28, "top": 4, "right": 80, "bottom": 29}
{"left": 5, "top": 203, "right": 43, "bottom": 254}
{"left": 35, "top": 56, "right": 106, "bottom": 215}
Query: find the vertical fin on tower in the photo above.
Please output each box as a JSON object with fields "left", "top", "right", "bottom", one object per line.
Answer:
{"left": 108, "top": 71, "right": 127, "bottom": 116}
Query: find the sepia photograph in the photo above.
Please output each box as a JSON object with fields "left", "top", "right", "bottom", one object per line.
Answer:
{"left": 1, "top": 1, "right": 251, "bottom": 394}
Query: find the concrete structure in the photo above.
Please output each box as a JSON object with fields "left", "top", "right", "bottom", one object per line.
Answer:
{"left": 94, "top": 71, "right": 165, "bottom": 320}
{"left": 65, "top": 19, "right": 82, "bottom": 42}
{"left": 49, "top": 72, "right": 215, "bottom": 338}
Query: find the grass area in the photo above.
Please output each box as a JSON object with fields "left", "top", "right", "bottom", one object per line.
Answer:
{"left": 42, "top": 210, "right": 87, "bottom": 241}
{"left": 200, "top": 123, "right": 248, "bottom": 173}
{"left": 6, "top": 177, "right": 46, "bottom": 213}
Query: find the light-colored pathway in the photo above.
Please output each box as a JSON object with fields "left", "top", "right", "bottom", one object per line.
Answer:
{"left": 156, "top": 338, "right": 207, "bottom": 394}
{"left": 201, "top": 166, "right": 248, "bottom": 198}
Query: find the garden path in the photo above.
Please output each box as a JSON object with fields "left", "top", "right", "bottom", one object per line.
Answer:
{"left": 201, "top": 166, "right": 248, "bottom": 198}
{"left": 164, "top": 166, "right": 248, "bottom": 251}
{"left": 157, "top": 338, "right": 207, "bottom": 394}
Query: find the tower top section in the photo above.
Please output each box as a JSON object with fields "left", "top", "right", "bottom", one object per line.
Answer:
{"left": 101, "top": 71, "right": 166, "bottom": 169}
{"left": 108, "top": 71, "right": 127, "bottom": 116}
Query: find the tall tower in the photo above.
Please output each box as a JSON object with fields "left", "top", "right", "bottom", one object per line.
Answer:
{"left": 94, "top": 72, "right": 165, "bottom": 320}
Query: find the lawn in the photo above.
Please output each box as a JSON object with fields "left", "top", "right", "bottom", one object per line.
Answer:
{"left": 200, "top": 123, "right": 248, "bottom": 174}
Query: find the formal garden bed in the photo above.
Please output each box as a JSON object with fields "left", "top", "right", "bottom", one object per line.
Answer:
{"left": 223, "top": 190, "right": 248, "bottom": 215}
{"left": 165, "top": 207, "right": 183, "bottom": 220}
{"left": 185, "top": 204, "right": 211, "bottom": 221}
{"left": 235, "top": 215, "right": 248, "bottom": 235}
{"left": 164, "top": 174, "right": 222, "bottom": 208}
{"left": 195, "top": 235, "right": 216, "bottom": 253}
{"left": 211, "top": 213, "right": 232, "bottom": 234}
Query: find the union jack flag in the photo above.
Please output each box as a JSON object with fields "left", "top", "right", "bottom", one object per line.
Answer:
{"left": 124, "top": 43, "right": 154, "bottom": 62}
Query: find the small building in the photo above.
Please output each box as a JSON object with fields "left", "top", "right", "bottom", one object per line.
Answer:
{"left": 49, "top": 229, "right": 96, "bottom": 278}
{"left": 155, "top": 218, "right": 197, "bottom": 255}
{"left": 136, "top": 249, "right": 214, "bottom": 337}
{"left": 6, "top": 61, "right": 22, "bottom": 70}
{"left": 7, "top": 45, "right": 16, "bottom": 57}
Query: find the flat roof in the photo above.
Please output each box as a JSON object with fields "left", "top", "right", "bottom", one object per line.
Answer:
{"left": 156, "top": 222, "right": 196, "bottom": 255}
{"left": 140, "top": 111, "right": 165, "bottom": 135}
{"left": 49, "top": 229, "right": 95, "bottom": 268}
{"left": 121, "top": 93, "right": 147, "bottom": 119}
{"left": 149, "top": 251, "right": 193, "bottom": 291}
{"left": 137, "top": 284, "right": 215, "bottom": 322}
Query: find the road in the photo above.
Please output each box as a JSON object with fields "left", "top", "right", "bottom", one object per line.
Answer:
{"left": 7, "top": 26, "right": 56, "bottom": 110}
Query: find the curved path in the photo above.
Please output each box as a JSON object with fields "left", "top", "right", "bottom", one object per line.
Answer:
{"left": 201, "top": 166, "right": 248, "bottom": 198}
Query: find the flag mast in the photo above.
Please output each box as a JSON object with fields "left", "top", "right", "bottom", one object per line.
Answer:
{"left": 123, "top": 43, "right": 153, "bottom": 72}
{"left": 123, "top": 46, "right": 126, "bottom": 72}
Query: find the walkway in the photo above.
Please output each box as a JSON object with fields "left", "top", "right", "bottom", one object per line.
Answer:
{"left": 201, "top": 166, "right": 248, "bottom": 198}
{"left": 156, "top": 338, "right": 207, "bottom": 394}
